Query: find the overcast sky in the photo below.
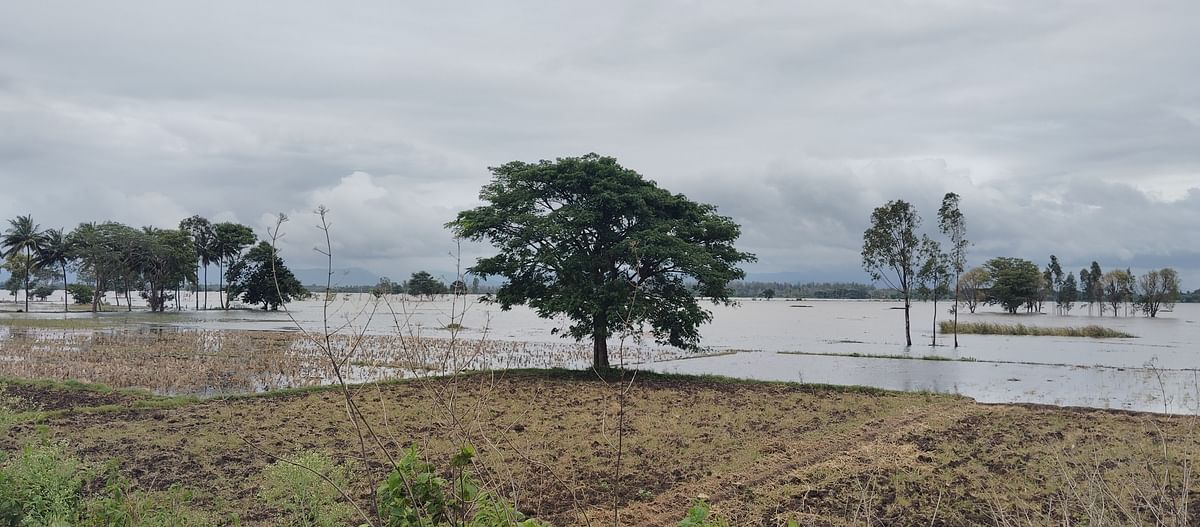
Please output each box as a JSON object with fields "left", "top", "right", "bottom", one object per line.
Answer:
{"left": 2, "top": 1, "right": 1198, "bottom": 286}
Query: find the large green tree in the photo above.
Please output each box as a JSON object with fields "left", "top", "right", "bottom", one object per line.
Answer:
{"left": 1, "top": 215, "right": 45, "bottom": 311}
{"left": 449, "top": 154, "right": 754, "bottom": 369}
{"left": 406, "top": 271, "right": 448, "bottom": 298}
{"left": 138, "top": 228, "right": 197, "bottom": 312}
{"left": 936, "top": 193, "right": 967, "bottom": 347}
{"left": 862, "top": 200, "right": 923, "bottom": 346}
{"left": 226, "top": 241, "right": 307, "bottom": 310}
{"left": 984, "top": 257, "right": 1042, "bottom": 313}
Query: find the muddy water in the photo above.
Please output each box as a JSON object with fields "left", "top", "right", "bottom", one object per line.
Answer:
{"left": 3, "top": 293, "right": 1199, "bottom": 413}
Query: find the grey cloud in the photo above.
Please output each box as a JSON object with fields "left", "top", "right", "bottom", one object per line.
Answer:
{"left": 0, "top": 1, "right": 1198, "bottom": 286}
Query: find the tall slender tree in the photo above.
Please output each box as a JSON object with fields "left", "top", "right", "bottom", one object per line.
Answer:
{"left": 937, "top": 193, "right": 967, "bottom": 347}
{"left": 1, "top": 215, "right": 45, "bottom": 311}
{"left": 212, "top": 222, "right": 256, "bottom": 309}
{"left": 916, "top": 236, "right": 950, "bottom": 347}
{"left": 34, "top": 228, "right": 72, "bottom": 312}
{"left": 179, "top": 215, "right": 215, "bottom": 310}
{"left": 863, "top": 200, "right": 923, "bottom": 347}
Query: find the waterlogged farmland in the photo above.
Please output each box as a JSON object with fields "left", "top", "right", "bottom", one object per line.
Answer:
{"left": 1, "top": 293, "right": 1196, "bottom": 412}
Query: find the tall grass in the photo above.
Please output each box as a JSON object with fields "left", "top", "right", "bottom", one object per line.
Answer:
{"left": 941, "top": 321, "right": 1134, "bottom": 338}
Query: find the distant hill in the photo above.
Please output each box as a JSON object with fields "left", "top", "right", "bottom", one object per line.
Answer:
{"left": 293, "top": 267, "right": 380, "bottom": 287}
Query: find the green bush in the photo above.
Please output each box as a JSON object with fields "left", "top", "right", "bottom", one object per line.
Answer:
{"left": 66, "top": 284, "right": 95, "bottom": 305}
{"left": 0, "top": 442, "right": 83, "bottom": 526}
{"left": 377, "top": 444, "right": 544, "bottom": 527}
{"left": 260, "top": 452, "right": 353, "bottom": 527}
{"left": 84, "top": 470, "right": 220, "bottom": 527}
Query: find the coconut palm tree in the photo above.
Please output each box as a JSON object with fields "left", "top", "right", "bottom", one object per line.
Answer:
{"left": 34, "top": 228, "right": 72, "bottom": 312}
{"left": 2, "top": 215, "right": 45, "bottom": 312}
{"left": 179, "top": 215, "right": 215, "bottom": 310}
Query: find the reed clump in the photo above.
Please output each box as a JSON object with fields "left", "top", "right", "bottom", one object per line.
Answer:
{"left": 940, "top": 321, "right": 1134, "bottom": 338}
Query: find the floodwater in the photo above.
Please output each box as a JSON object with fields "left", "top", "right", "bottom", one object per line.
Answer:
{"left": 2, "top": 292, "right": 1198, "bottom": 413}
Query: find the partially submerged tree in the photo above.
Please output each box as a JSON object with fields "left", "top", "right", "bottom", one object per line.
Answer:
{"left": 212, "top": 222, "right": 257, "bottom": 309}
{"left": 226, "top": 241, "right": 307, "bottom": 310}
{"left": 958, "top": 266, "right": 988, "bottom": 314}
{"left": 862, "top": 200, "right": 922, "bottom": 346}
{"left": 916, "top": 236, "right": 951, "bottom": 346}
{"left": 1060, "top": 272, "right": 1079, "bottom": 314}
{"left": 138, "top": 228, "right": 197, "bottom": 312}
{"left": 984, "top": 257, "right": 1041, "bottom": 314}
{"left": 34, "top": 228, "right": 72, "bottom": 312}
{"left": 1135, "top": 268, "right": 1180, "bottom": 317}
{"left": 449, "top": 154, "right": 754, "bottom": 369}
{"left": 179, "top": 215, "right": 216, "bottom": 310}
{"left": 406, "top": 271, "right": 448, "bottom": 298}
{"left": 937, "top": 193, "right": 968, "bottom": 347}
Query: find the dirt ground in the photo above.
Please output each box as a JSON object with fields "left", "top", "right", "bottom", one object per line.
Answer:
{"left": 4, "top": 370, "right": 1198, "bottom": 526}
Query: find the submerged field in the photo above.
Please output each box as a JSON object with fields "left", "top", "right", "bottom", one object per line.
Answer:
{"left": 1, "top": 371, "right": 1196, "bottom": 526}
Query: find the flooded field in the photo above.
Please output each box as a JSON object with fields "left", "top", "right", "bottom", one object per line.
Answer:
{"left": 1, "top": 292, "right": 1197, "bottom": 413}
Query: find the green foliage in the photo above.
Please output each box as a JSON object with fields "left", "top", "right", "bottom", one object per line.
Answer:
{"left": 406, "top": 271, "right": 448, "bottom": 298}
{"left": 226, "top": 242, "right": 307, "bottom": 310}
{"left": 67, "top": 283, "right": 96, "bottom": 304}
{"left": 676, "top": 500, "right": 729, "bottom": 527}
{"left": 0, "top": 442, "right": 84, "bottom": 526}
{"left": 449, "top": 154, "right": 754, "bottom": 369}
{"left": 862, "top": 200, "right": 922, "bottom": 345}
{"left": 84, "top": 471, "right": 218, "bottom": 527}
{"left": 983, "top": 257, "right": 1042, "bottom": 313}
{"left": 377, "top": 445, "right": 544, "bottom": 527}
{"left": 259, "top": 452, "right": 353, "bottom": 527}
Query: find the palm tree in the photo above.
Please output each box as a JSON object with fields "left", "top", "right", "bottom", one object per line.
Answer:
{"left": 34, "top": 228, "right": 72, "bottom": 312}
{"left": 2, "top": 215, "right": 45, "bottom": 312}
{"left": 179, "top": 216, "right": 214, "bottom": 310}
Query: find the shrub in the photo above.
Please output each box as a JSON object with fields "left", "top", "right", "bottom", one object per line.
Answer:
{"left": 377, "top": 444, "right": 544, "bottom": 527}
{"left": 260, "top": 452, "right": 353, "bottom": 527}
{"left": 33, "top": 285, "right": 55, "bottom": 302}
{"left": 67, "top": 284, "right": 95, "bottom": 305}
{"left": 0, "top": 442, "right": 84, "bottom": 526}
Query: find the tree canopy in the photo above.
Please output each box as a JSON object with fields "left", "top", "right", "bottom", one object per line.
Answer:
{"left": 226, "top": 242, "right": 307, "bottom": 310}
{"left": 448, "top": 154, "right": 754, "bottom": 369}
{"left": 984, "top": 257, "right": 1041, "bottom": 313}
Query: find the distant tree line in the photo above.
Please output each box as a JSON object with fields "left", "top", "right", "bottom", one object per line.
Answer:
{"left": 728, "top": 281, "right": 893, "bottom": 299}
{"left": 0, "top": 214, "right": 306, "bottom": 312}
{"left": 958, "top": 257, "right": 1181, "bottom": 318}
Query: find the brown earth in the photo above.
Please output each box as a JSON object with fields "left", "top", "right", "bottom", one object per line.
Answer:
{"left": 4, "top": 371, "right": 1198, "bottom": 526}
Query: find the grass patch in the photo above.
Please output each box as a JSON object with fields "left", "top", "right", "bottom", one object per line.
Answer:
{"left": 941, "top": 321, "right": 1135, "bottom": 338}
{"left": 779, "top": 350, "right": 978, "bottom": 362}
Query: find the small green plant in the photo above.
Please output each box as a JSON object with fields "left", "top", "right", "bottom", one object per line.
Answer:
{"left": 377, "top": 444, "right": 544, "bottom": 527}
{"left": 0, "top": 442, "right": 84, "bottom": 526}
{"left": 677, "top": 500, "right": 729, "bottom": 527}
{"left": 260, "top": 452, "right": 353, "bottom": 527}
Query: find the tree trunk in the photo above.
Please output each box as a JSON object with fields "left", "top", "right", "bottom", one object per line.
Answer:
{"left": 931, "top": 298, "right": 938, "bottom": 347}
{"left": 953, "top": 274, "right": 959, "bottom": 348}
{"left": 62, "top": 264, "right": 68, "bottom": 313}
{"left": 23, "top": 246, "right": 30, "bottom": 312}
{"left": 593, "top": 310, "right": 610, "bottom": 370}
{"left": 218, "top": 262, "right": 224, "bottom": 309}
{"left": 203, "top": 265, "right": 208, "bottom": 310}
{"left": 903, "top": 295, "right": 912, "bottom": 347}
{"left": 195, "top": 262, "right": 200, "bottom": 310}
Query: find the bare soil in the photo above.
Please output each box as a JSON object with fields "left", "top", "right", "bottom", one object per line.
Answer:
{"left": 5, "top": 371, "right": 1198, "bottom": 526}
